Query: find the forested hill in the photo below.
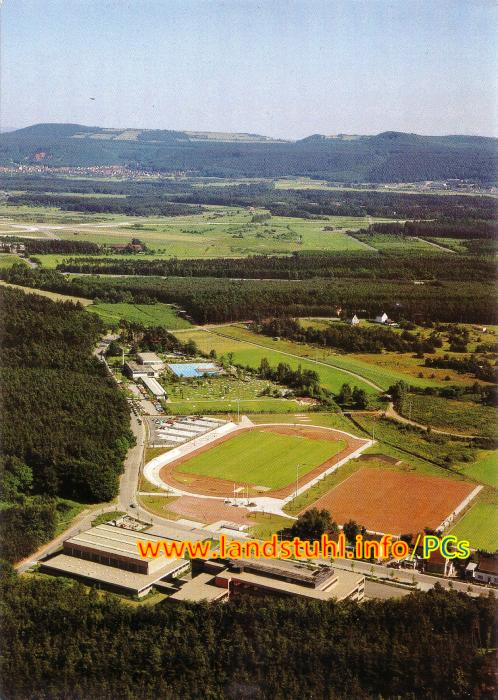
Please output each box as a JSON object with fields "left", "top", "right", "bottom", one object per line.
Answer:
{"left": 1, "top": 123, "right": 496, "bottom": 182}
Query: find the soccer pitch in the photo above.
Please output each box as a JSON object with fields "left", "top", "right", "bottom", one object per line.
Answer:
{"left": 175, "top": 429, "right": 346, "bottom": 489}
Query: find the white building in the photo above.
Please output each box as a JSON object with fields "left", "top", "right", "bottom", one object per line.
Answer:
{"left": 375, "top": 312, "right": 389, "bottom": 324}
{"left": 141, "top": 376, "right": 166, "bottom": 398}
{"left": 348, "top": 314, "right": 360, "bottom": 326}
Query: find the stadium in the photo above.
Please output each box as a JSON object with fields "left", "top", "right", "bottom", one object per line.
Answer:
{"left": 144, "top": 421, "right": 372, "bottom": 513}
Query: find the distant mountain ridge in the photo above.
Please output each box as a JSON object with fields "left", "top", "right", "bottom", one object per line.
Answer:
{"left": 1, "top": 123, "right": 496, "bottom": 182}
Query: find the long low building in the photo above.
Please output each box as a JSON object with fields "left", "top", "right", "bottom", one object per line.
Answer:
{"left": 141, "top": 376, "right": 166, "bottom": 398}
{"left": 40, "top": 524, "right": 189, "bottom": 597}
{"left": 171, "top": 557, "right": 364, "bottom": 603}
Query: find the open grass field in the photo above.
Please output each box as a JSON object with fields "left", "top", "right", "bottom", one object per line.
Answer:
{"left": 0, "top": 203, "right": 398, "bottom": 258}
{"left": 0, "top": 254, "right": 27, "bottom": 268}
{"left": 86, "top": 302, "right": 192, "bottom": 329}
{"left": 399, "top": 394, "right": 498, "bottom": 438}
{"left": 175, "top": 429, "right": 346, "bottom": 490}
{"left": 458, "top": 451, "right": 498, "bottom": 488}
{"left": 0, "top": 279, "right": 93, "bottom": 305}
{"left": 449, "top": 502, "right": 498, "bottom": 551}
{"left": 305, "top": 468, "right": 477, "bottom": 535}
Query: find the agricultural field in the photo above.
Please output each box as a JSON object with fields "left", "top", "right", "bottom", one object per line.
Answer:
{"left": 352, "top": 232, "right": 446, "bottom": 253}
{"left": 174, "top": 429, "right": 346, "bottom": 490}
{"left": 87, "top": 302, "right": 192, "bottom": 329}
{"left": 171, "top": 328, "right": 378, "bottom": 395}
{"left": 449, "top": 502, "right": 498, "bottom": 552}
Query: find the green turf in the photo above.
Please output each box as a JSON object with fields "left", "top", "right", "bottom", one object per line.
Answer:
{"left": 449, "top": 503, "right": 498, "bottom": 551}
{"left": 86, "top": 302, "right": 192, "bottom": 329}
{"left": 459, "top": 451, "right": 498, "bottom": 488}
{"left": 176, "top": 429, "right": 346, "bottom": 489}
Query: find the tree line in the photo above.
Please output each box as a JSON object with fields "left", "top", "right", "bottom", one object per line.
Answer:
{"left": 256, "top": 317, "right": 439, "bottom": 354}
{"left": 3, "top": 265, "right": 496, "bottom": 325}
{"left": 55, "top": 250, "right": 497, "bottom": 282}
{"left": 368, "top": 219, "right": 498, "bottom": 240}
{"left": 6, "top": 192, "right": 205, "bottom": 217}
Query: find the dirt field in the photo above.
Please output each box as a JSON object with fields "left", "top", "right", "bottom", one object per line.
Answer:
{"left": 159, "top": 424, "right": 367, "bottom": 499}
{"left": 304, "top": 468, "right": 476, "bottom": 535}
{"left": 167, "top": 496, "right": 252, "bottom": 524}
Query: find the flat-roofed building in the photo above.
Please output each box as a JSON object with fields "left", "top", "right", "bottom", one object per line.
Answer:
{"left": 216, "top": 558, "right": 364, "bottom": 601}
{"left": 137, "top": 352, "right": 163, "bottom": 367}
{"left": 40, "top": 524, "right": 189, "bottom": 597}
{"left": 174, "top": 557, "right": 364, "bottom": 603}
{"left": 141, "top": 376, "right": 166, "bottom": 398}
{"left": 124, "top": 360, "right": 157, "bottom": 380}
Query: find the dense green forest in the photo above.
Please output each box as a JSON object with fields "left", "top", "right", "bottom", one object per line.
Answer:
{"left": 3, "top": 265, "right": 496, "bottom": 324}
{"left": 55, "top": 251, "right": 496, "bottom": 282}
{"left": 0, "top": 568, "right": 495, "bottom": 700}
{"left": 0, "top": 288, "right": 133, "bottom": 562}
{"left": 1, "top": 123, "right": 496, "bottom": 182}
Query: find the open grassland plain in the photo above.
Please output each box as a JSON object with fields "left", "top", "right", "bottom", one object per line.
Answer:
{"left": 304, "top": 468, "right": 477, "bottom": 536}
{"left": 449, "top": 502, "right": 498, "bottom": 552}
{"left": 0, "top": 279, "right": 93, "bottom": 305}
{"left": 86, "top": 302, "right": 192, "bottom": 329}
{"left": 0, "top": 203, "right": 399, "bottom": 258}
{"left": 174, "top": 429, "right": 346, "bottom": 490}
{"left": 399, "top": 394, "right": 498, "bottom": 438}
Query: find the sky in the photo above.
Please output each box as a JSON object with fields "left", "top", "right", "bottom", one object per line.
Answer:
{"left": 1, "top": 0, "right": 497, "bottom": 139}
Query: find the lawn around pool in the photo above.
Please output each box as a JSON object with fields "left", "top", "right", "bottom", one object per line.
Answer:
{"left": 175, "top": 430, "right": 346, "bottom": 489}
